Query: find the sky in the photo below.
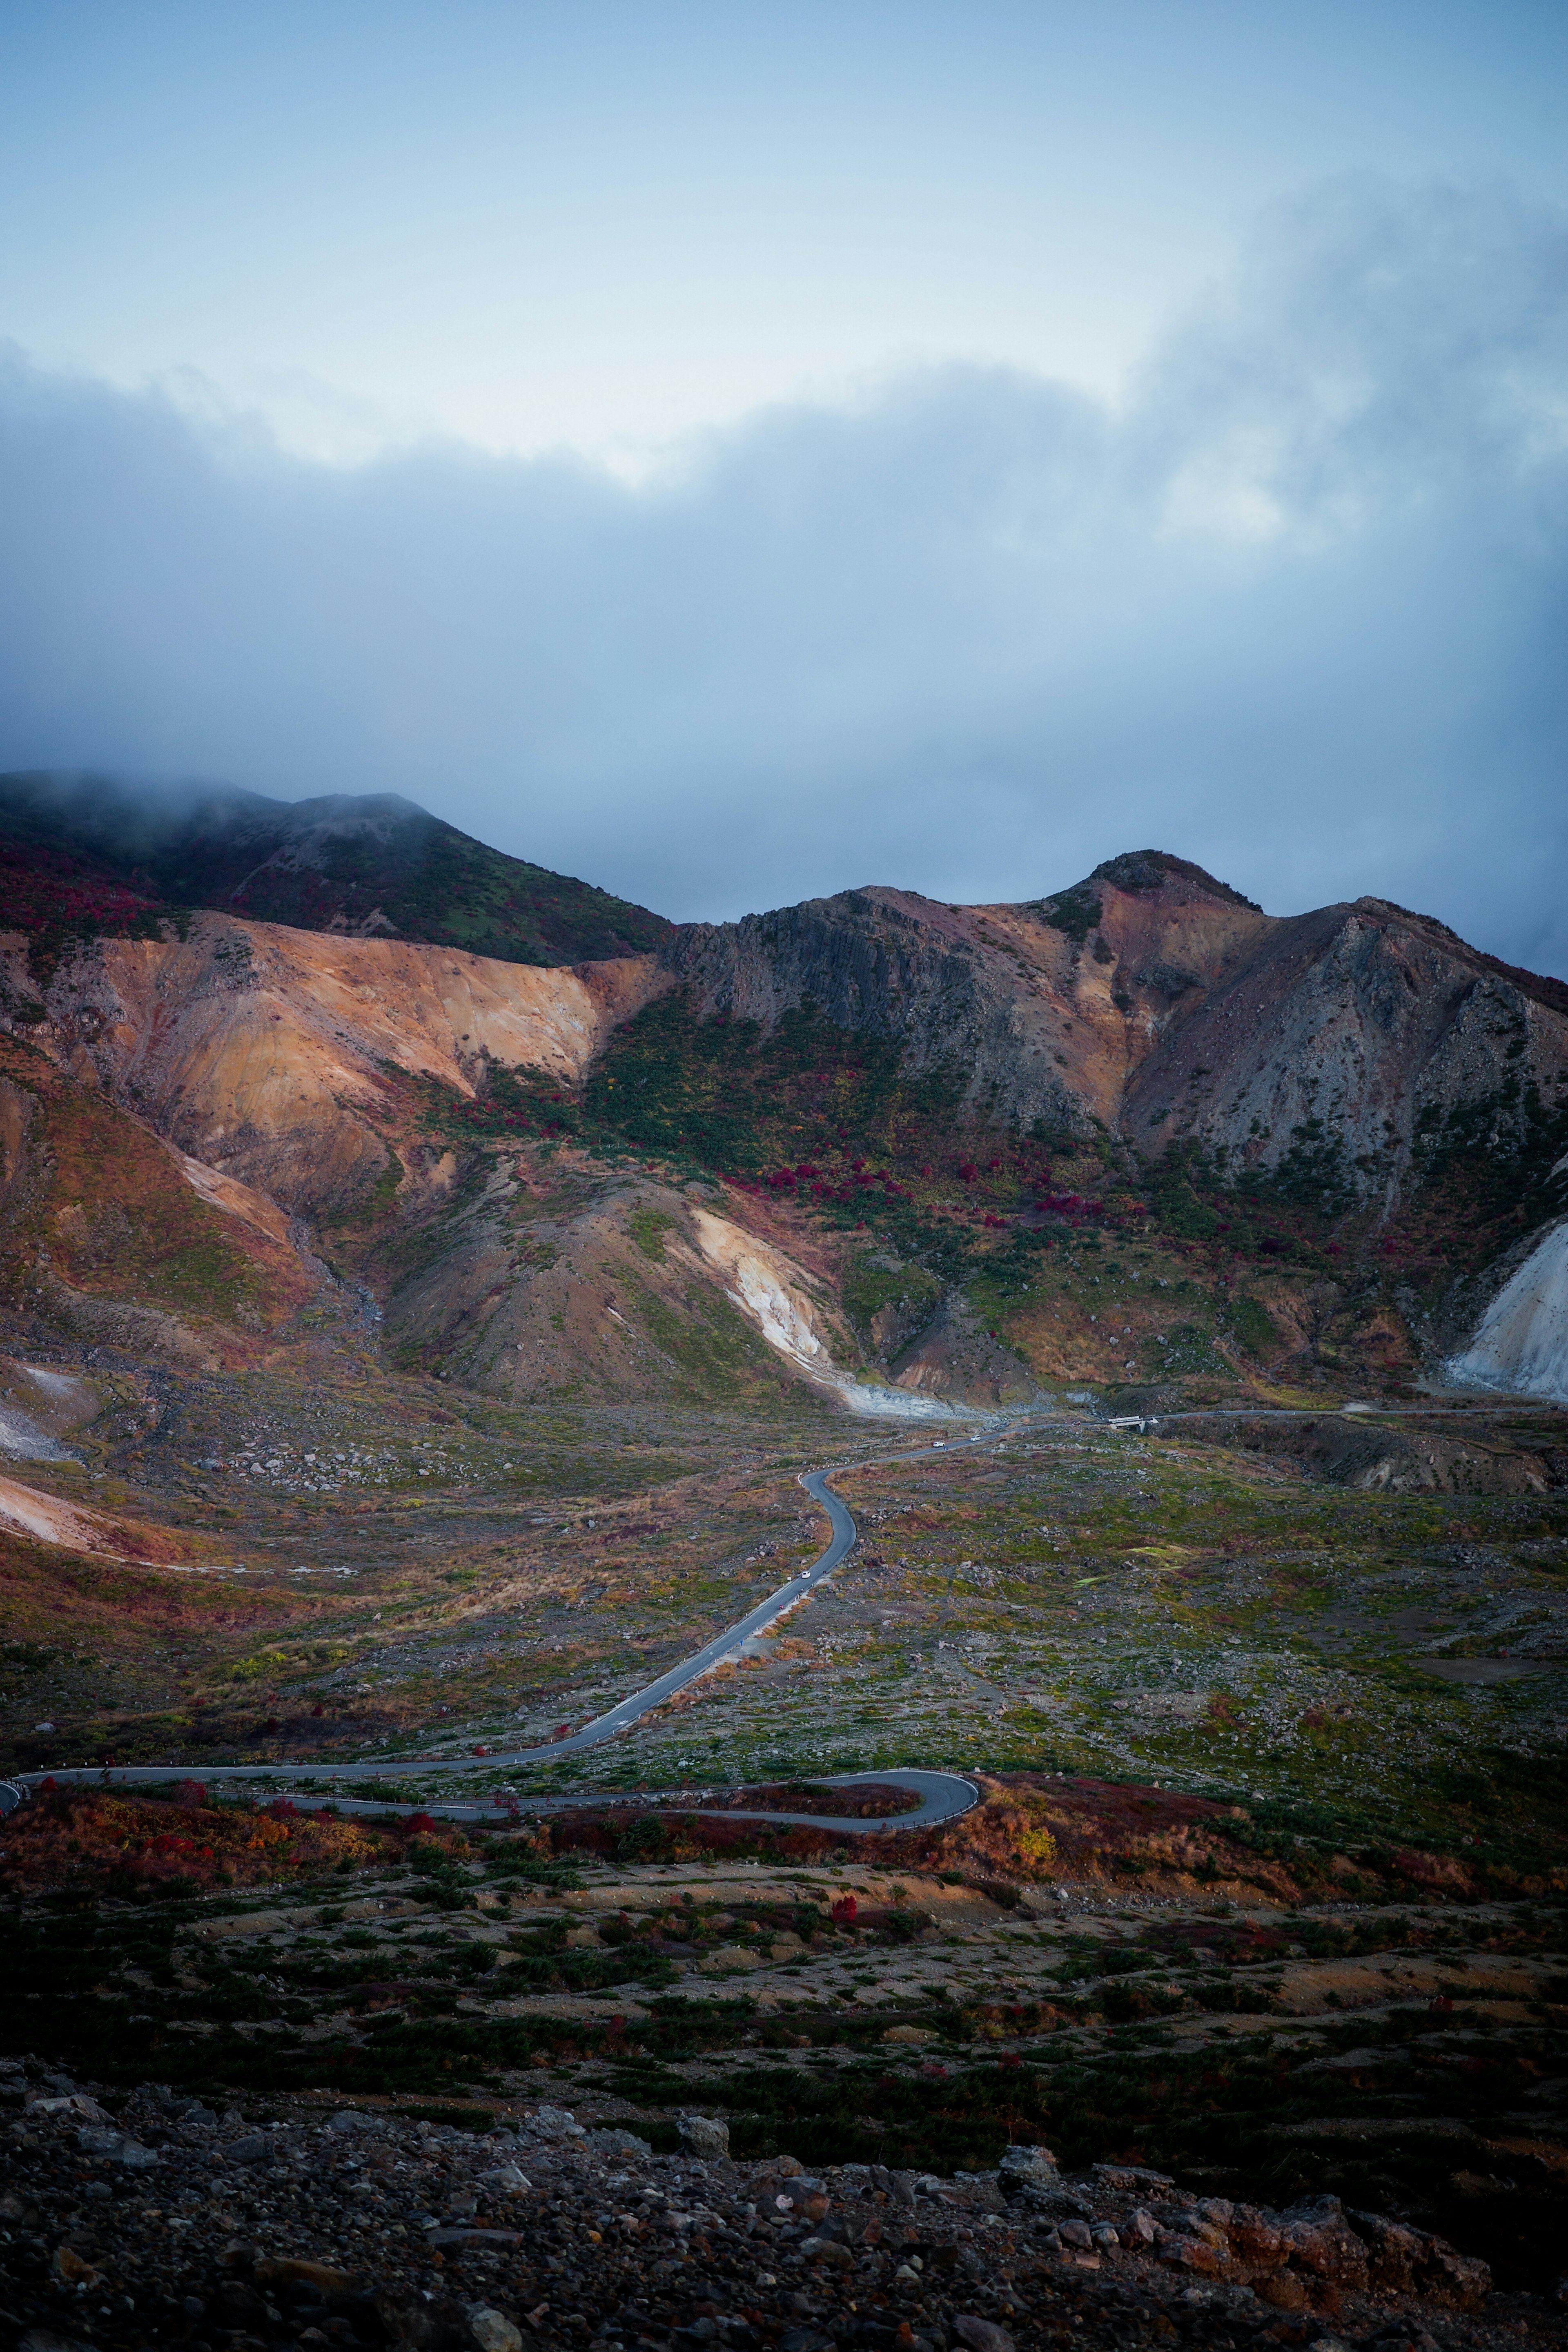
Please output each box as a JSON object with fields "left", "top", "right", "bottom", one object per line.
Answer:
{"left": 1, "top": 0, "right": 1565, "bottom": 971}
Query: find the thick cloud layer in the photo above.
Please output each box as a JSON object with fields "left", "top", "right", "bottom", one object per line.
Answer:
{"left": 1, "top": 176, "right": 1564, "bottom": 971}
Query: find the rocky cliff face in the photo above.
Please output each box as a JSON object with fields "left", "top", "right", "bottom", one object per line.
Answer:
{"left": 11, "top": 822, "right": 1564, "bottom": 1217}
{"left": 668, "top": 851, "right": 1568, "bottom": 1198}
{"left": 1120, "top": 895, "right": 1568, "bottom": 1200}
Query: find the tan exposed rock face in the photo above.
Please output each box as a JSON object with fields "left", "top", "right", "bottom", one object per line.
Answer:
{"left": 161, "top": 1142, "right": 295, "bottom": 1245}
{"left": 688, "top": 1207, "right": 851, "bottom": 1386}
{"left": 686, "top": 1206, "right": 964, "bottom": 1418}
{"left": 3, "top": 918, "right": 668, "bottom": 1215}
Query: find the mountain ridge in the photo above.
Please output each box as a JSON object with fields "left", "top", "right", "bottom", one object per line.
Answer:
{"left": 663, "top": 861, "right": 1568, "bottom": 1204}
{"left": 0, "top": 778, "right": 1563, "bottom": 1408}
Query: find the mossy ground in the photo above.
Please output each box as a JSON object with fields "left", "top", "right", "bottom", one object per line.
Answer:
{"left": 0, "top": 1036, "right": 305, "bottom": 1336}
{"left": 2, "top": 1383, "right": 1562, "bottom": 2293}
{"left": 5, "top": 1373, "right": 1564, "bottom": 1875}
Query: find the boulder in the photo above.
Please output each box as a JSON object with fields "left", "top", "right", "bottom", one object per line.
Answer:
{"left": 677, "top": 2111, "right": 731, "bottom": 2158}
{"left": 527, "top": 2104, "right": 586, "bottom": 2140}
{"left": 998, "top": 2143, "right": 1059, "bottom": 2194}
{"left": 1415, "top": 2234, "right": 1492, "bottom": 2312}
{"left": 953, "top": 2319, "right": 1014, "bottom": 2352}
{"left": 1092, "top": 2163, "right": 1172, "bottom": 2193}
{"left": 1254, "top": 2273, "right": 1310, "bottom": 2313}
{"left": 1351, "top": 2211, "right": 1426, "bottom": 2295}
{"left": 256, "top": 2258, "right": 359, "bottom": 2299}
{"left": 374, "top": 2287, "right": 479, "bottom": 2348}
{"left": 468, "top": 2310, "right": 523, "bottom": 2352}
{"left": 476, "top": 2164, "right": 532, "bottom": 2196}
{"left": 1280, "top": 2196, "right": 1369, "bottom": 2292}
{"left": 1161, "top": 2235, "right": 1229, "bottom": 2277}
{"left": 51, "top": 2248, "right": 104, "bottom": 2290}
{"left": 1227, "top": 2205, "right": 1285, "bottom": 2267}
{"left": 76, "top": 2125, "right": 159, "bottom": 2169}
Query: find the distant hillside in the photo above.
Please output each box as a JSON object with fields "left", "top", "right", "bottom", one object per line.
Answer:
{"left": 0, "top": 772, "right": 673, "bottom": 967}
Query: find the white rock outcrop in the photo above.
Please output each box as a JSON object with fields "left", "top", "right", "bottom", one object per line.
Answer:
{"left": 690, "top": 1207, "right": 976, "bottom": 1419}
{"left": 1448, "top": 1219, "right": 1568, "bottom": 1406}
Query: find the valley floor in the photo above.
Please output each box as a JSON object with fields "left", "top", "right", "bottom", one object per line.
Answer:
{"left": 4, "top": 1372, "right": 1564, "bottom": 1861}
{"left": 1, "top": 1350, "right": 1565, "bottom": 2342}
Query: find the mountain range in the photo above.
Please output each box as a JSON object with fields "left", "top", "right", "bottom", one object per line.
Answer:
{"left": 0, "top": 771, "right": 1563, "bottom": 1414}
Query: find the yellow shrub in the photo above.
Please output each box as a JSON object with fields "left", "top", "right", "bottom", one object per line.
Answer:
{"left": 1014, "top": 1822, "right": 1058, "bottom": 1872}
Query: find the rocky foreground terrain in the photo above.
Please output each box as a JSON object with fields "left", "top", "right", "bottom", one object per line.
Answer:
{"left": 0, "top": 2056, "right": 1544, "bottom": 2352}
{"left": 2, "top": 1795, "right": 1564, "bottom": 2352}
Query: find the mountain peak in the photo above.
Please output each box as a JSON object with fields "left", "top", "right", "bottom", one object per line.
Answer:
{"left": 1087, "top": 849, "right": 1262, "bottom": 909}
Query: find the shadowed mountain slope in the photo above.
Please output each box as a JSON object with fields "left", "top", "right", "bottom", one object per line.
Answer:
{"left": 0, "top": 771, "right": 673, "bottom": 967}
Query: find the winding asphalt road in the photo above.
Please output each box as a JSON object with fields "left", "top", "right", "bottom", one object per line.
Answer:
{"left": 5, "top": 1394, "right": 1524, "bottom": 1831}
{"left": 0, "top": 1425, "right": 1022, "bottom": 1833}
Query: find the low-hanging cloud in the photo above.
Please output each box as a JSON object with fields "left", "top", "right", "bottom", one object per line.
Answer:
{"left": 1, "top": 174, "right": 1564, "bottom": 971}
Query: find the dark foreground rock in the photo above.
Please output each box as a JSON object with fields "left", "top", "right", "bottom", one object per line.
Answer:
{"left": 1, "top": 2061, "right": 1559, "bottom": 2352}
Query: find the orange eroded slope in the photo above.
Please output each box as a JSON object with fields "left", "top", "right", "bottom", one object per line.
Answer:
{"left": 9, "top": 919, "right": 669, "bottom": 1215}
{"left": 0, "top": 1032, "right": 314, "bottom": 1345}
{"left": 0, "top": 1471, "right": 205, "bottom": 1566}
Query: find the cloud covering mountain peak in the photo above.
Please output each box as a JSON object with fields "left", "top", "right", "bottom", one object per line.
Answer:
{"left": 1, "top": 176, "right": 1563, "bottom": 972}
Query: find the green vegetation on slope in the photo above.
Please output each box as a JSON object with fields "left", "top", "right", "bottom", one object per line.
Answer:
{"left": 583, "top": 992, "right": 967, "bottom": 1173}
{"left": 224, "top": 808, "right": 672, "bottom": 966}
{"left": 0, "top": 1035, "right": 274, "bottom": 1329}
